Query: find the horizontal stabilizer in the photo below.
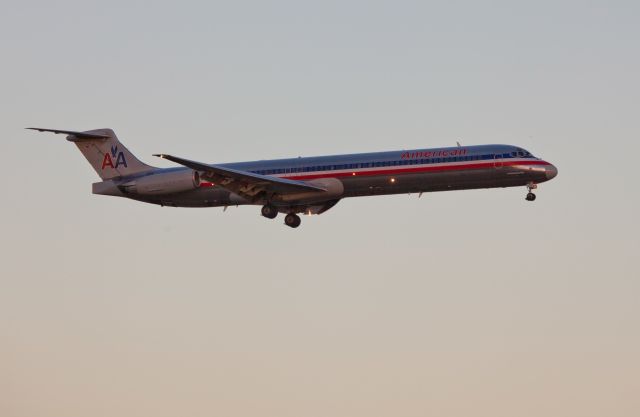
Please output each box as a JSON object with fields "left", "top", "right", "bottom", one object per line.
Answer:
{"left": 26, "top": 127, "right": 110, "bottom": 140}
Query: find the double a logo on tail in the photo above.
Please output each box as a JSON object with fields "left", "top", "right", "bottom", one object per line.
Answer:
{"left": 102, "top": 145, "right": 128, "bottom": 170}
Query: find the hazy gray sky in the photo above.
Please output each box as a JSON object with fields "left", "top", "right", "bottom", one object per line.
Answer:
{"left": 1, "top": 1, "right": 639, "bottom": 416}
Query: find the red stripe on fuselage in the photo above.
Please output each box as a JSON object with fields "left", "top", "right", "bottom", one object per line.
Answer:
{"left": 283, "top": 160, "right": 551, "bottom": 180}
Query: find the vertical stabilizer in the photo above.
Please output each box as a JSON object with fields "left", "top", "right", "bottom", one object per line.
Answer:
{"left": 29, "top": 128, "right": 155, "bottom": 180}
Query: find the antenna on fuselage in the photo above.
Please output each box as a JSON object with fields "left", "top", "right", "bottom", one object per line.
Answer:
{"left": 456, "top": 141, "right": 462, "bottom": 147}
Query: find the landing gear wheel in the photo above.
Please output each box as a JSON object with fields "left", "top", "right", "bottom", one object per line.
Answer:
{"left": 525, "top": 182, "right": 537, "bottom": 202}
{"left": 284, "top": 213, "right": 301, "bottom": 228}
{"left": 261, "top": 204, "right": 278, "bottom": 219}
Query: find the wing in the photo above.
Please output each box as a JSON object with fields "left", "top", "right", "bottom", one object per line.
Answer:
{"left": 154, "top": 154, "right": 326, "bottom": 200}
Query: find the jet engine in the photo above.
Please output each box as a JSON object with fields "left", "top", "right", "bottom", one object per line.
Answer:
{"left": 121, "top": 170, "right": 201, "bottom": 195}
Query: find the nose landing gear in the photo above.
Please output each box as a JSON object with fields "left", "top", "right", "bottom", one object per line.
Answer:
{"left": 525, "top": 182, "right": 537, "bottom": 201}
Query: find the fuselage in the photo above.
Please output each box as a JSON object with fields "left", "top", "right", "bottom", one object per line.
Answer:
{"left": 101, "top": 144, "right": 557, "bottom": 209}
{"left": 30, "top": 127, "right": 558, "bottom": 228}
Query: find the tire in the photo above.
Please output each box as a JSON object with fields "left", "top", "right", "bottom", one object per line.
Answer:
{"left": 284, "top": 213, "right": 301, "bottom": 228}
{"left": 261, "top": 205, "right": 278, "bottom": 219}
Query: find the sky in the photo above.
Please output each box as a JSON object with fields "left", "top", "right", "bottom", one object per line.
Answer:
{"left": 1, "top": 1, "right": 639, "bottom": 416}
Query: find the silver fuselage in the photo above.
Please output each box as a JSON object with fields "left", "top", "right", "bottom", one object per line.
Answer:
{"left": 95, "top": 144, "right": 557, "bottom": 210}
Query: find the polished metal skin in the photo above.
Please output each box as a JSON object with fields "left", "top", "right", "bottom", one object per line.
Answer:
{"left": 30, "top": 128, "right": 558, "bottom": 228}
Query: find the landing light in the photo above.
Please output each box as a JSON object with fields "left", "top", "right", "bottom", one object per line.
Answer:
{"left": 390, "top": 178, "right": 396, "bottom": 183}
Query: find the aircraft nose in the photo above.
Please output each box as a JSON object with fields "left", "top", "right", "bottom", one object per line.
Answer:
{"left": 546, "top": 164, "right": 558, "bottom": 180}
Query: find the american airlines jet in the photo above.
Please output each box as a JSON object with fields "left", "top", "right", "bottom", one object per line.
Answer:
{"left": 29, "top": 128, "right": 558, "bottom": 228}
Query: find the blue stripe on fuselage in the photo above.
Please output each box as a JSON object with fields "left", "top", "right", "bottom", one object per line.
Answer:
{"left": 146, "top": 144, "right": 537, "bottom": 179}
{"left": 223, "top": 144, "right": 536, "bottom": 176}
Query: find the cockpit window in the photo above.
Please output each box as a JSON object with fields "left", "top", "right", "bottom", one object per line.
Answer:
{"left": 514, "top": 148, "right": 534, "bottom": 158}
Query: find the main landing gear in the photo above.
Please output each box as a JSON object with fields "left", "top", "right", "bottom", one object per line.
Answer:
{"left": 284, "top": 213, "right": 301, "bottom": 228}
{"left": 262, "top": 204, "right": 302, "bottom": 228}
{"left": 526, "top": 182, "right": 537, "bottom": 201}
{"left": 261, "top": 204, "right": 278, "bottom": 219}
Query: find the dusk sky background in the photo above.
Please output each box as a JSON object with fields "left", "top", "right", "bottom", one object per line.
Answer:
{"left": 1, "top": 1, "right": 639, "bottom": 416}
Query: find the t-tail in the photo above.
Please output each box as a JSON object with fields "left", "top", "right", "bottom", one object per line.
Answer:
{"left": 27, "top": 128, "right": 155, "bottom": 180}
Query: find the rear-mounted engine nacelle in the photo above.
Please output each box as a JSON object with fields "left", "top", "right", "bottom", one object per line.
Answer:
{"left": 121, "top": 170, "right": 201, "bottom": 195}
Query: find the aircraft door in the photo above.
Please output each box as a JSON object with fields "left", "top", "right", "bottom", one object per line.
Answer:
{"left": 494, "top": 153, "right": 503, "bottom": 169}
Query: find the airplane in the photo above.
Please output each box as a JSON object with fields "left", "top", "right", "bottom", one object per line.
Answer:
{"left": 28, "top": 127, "right": 558, "bottom": 228}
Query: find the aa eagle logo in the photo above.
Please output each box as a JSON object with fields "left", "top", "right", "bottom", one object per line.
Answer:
{"left": 101, "top": 145, "right": 127, "bottom": 170}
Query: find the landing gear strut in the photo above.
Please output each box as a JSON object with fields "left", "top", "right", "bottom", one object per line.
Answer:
{"left": 526, "top": 182, "right": 537, "bottom": 201}
{"left": 284, "top": 213, "right": 301, "bottom": 228}
{"left": 261, "top": 204, "right": 278, "bottom": 219}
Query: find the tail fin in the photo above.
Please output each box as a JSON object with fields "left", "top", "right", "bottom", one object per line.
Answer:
{"left": 28, "top": 128, "right": 155, "bottom": 180}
